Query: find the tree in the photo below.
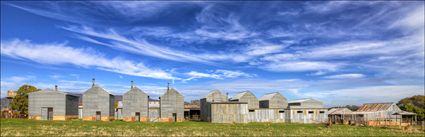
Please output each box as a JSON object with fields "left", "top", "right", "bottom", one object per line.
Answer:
{"left": 397, "top": 95, "right": 425, "bottom": 121}
{"left": 10, "top": 85, "right": 38, "bottom": 117}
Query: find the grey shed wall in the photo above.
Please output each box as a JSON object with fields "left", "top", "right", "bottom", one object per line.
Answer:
{"left": 82, "top": 85, "right": 115, "bottom": 121}
{"left": 122, "top": 87, "right": 148, "bottom": 121}
{"left": 160, "top": 88, "right": 184, "bottom": 122}
{"left": 231, "top": 91, "right": 259, "bottom": 110}
{"left": 248, "top": 109, "right": 286, "bottom": 123}
{"left": 28, "top": 90, "right": 79, "bottom": 120}
{"left": 200, "top": 90, "right": 227, "bottom": 121}
{"left": 210, "top": 102, "right": 248, "bottom": 123}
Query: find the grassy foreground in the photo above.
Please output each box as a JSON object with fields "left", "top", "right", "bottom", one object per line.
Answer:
{"left": 1, "top": 119, "right": 423, "bottom": 136}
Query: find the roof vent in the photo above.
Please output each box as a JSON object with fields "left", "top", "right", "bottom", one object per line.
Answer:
{"left": 92, "top": 78, "right": 95, "bottom": 87}
{"left": 167, "top": 82, "right": 170, "bottom": 91}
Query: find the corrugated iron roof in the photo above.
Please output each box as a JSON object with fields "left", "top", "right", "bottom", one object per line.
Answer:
{"left": 203, "top": 90, "right": 223, "bottom": 98}
{"left": 259, "top": 92, "right": 279, "bottom": 100}
{"left": 230, "top": 91, "right": 254, "bottom": 100}
{"left": 288, "top": 98, "right": 318, "bottom": 103}
{"left": 328, "top": 108, "right": 352, "bottom": 115}
{"left": 392, "top": 111, "right": 416, "bottom": 115}
{"left": 356, "top": 102, "right": 394, "bottom": 112}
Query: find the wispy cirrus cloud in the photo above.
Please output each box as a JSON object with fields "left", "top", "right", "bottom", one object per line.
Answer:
{"left": 323, "top": 73, "right": 366, "bottom": 79}
{"left": 0, "top": 39, "right": 176, "bottom": 80}
{"left": 184, "top": 69, "right": 255, "bottom": 81}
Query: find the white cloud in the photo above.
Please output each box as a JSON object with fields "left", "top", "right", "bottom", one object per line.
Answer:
{"left": 0, "top": 76, "right": 36, "bottom": 97}
{"left": 0, "top": 76, "right": 34, "bottom": 87}
{"left": 184, "top": 69, "right": 254, "bottom": 81}
{"left": 262, "top": 61, "right": 341, "bottom": 72}
{"left": 0, "top": 39, "right": 175, "bottom": 80}
{"left": 323, "top": 73, "right": 366, "bottom": 79}
{"left": 390, "top": 5, "right": 424, "bottom": 32}
{"left": 194, "top": 7, "right": 257, "bottom": 41}
{"left": 63, "top": 26, "right": 218, "bottom": 64}
{"left": 245, "top": 42, "right": 284, "bottom": 56}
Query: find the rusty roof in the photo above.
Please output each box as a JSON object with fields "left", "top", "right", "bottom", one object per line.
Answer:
{"left": 184, "top": 104, "right": 200, "bottom": 109}
{"left": 356, "top": 102, "right": 394, "bottom": 112}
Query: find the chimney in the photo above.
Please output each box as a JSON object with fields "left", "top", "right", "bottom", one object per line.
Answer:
{"left": 55, "top": 85, "right": 58, "bottom": 91}
{"left": 92, "top": 78, "right": 95, "bottom": 87}
{"left": 131, "top": 81, "right": 134, "bottom": 89}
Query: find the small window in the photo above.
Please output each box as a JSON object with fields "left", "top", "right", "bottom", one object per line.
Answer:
{"left": 319, "top": 111, "right": 325, "bottom": 114}
{"left": 279, "top": 110, "right": 285, "bottom": 113}
{"left": 249, "top": 109, "right": 255, "bottom": 112}
{"left": 297, "top": 111, "right": 303, "bottom": 113}
{"left": 308, "top": 111, "right": 314, "bottom": 114}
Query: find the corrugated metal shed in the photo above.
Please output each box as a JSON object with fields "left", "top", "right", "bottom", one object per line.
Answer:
{"left": 200, "top": 90, "right": 227, "bottom": 121}
{"left": 328, "top": 108, "right": 353, "bottom": 124}
{"left": 259, "top": 92, "right": 287, "bottom": 109}
{"left": 82, "top": 79, "right": 115, "bottom": 121}
{"left": 287, "top": 98, "right": 327, "bottom": 123}
{"left": 160, "top": 88, "right": 184, "bottom": 122}
{"left": 288, "top": 98, "right": 324, "bottom": 109}
{"left": 352, "top": 102, "right": 401, "bottom": 121}
{"left": 28, "top": 86, "right": 79, "bottom": 120}
{"left": 122, "top": 82, "right": 148, "bottom": 122}
{"left": 230, "top": 91, "right": 259, "bottom": 110}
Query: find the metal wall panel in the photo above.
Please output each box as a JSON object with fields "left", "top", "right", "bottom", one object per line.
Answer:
{"left": 210, "top": 103, "right": 248, "bottom": 123}
{"left": 160, "top": 88, "right": 184, "bottom": 120}
{"left": 82, "top": 86, "right": 115, "bottom": 117}
{"left": 122, "top": 87, "right": 148, "bottom": 118}
{"left": 248, "top": 109, "right": 286, "bottom": 123}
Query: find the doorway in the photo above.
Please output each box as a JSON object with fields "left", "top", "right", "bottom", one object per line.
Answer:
{"left": 135, "top": 112, "right": 140, "bottom": 122}
{"left": 41, "top": 107, "right": 53, "bottom": 120}
{"left": 96, "top": 111, "right": 101, "bottom": 121}
{"left": 172, "top": 113, "right": 177, "bottom": 122}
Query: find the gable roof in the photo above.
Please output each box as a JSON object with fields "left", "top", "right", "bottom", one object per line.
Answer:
{"left": 259, "top": 92, "right": 286, "bottom": 101}
{"left": 230, "top": 91, "right": 254, "bottom": 100}
{"left": 161, "top": 88, "right": 183, "bottom": 97}
{"left": 328, "top": 108, "right": 353, "bottom": 115}
{"left": 29, "top": 88, "right": 78, "bottom": 97}
{"left": 125, "top": 86, "right": 147, "bottom": 95}
{"left": 84, "top": 84, "right": 112, "bottom": 95}
{"left": 288, "top": 98, "right": 320, "bottom": 103}
{"left": 356, "top": 102, "right": 394, "bottom": 112}
{"left": 203, "top": 89, "right": 223, "bottom": 98}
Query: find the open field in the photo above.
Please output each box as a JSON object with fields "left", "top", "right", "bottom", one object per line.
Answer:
{"left": 1, "top": 119, "right": 424, "bottom": 136}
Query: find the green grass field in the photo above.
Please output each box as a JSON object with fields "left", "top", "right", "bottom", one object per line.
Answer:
{"left": 1, "top": 119, "right": 423, "bottom": 136}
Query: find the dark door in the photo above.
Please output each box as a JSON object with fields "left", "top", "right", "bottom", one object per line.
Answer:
{"left": 135, "top": 112, "right": 140, "bottom": 122}
{"left": 172, "top": 113, "right": 177, "bottom": 122}
{"left": 47, "top": 108, "right": 53, "bottom": 120}
{"left": 96, "top": 111, "right": 101, "bottom": 121}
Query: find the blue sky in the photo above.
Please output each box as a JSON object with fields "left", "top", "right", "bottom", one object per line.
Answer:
{"left": 1, "top": 1, "right": 424, "bottom": 106}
